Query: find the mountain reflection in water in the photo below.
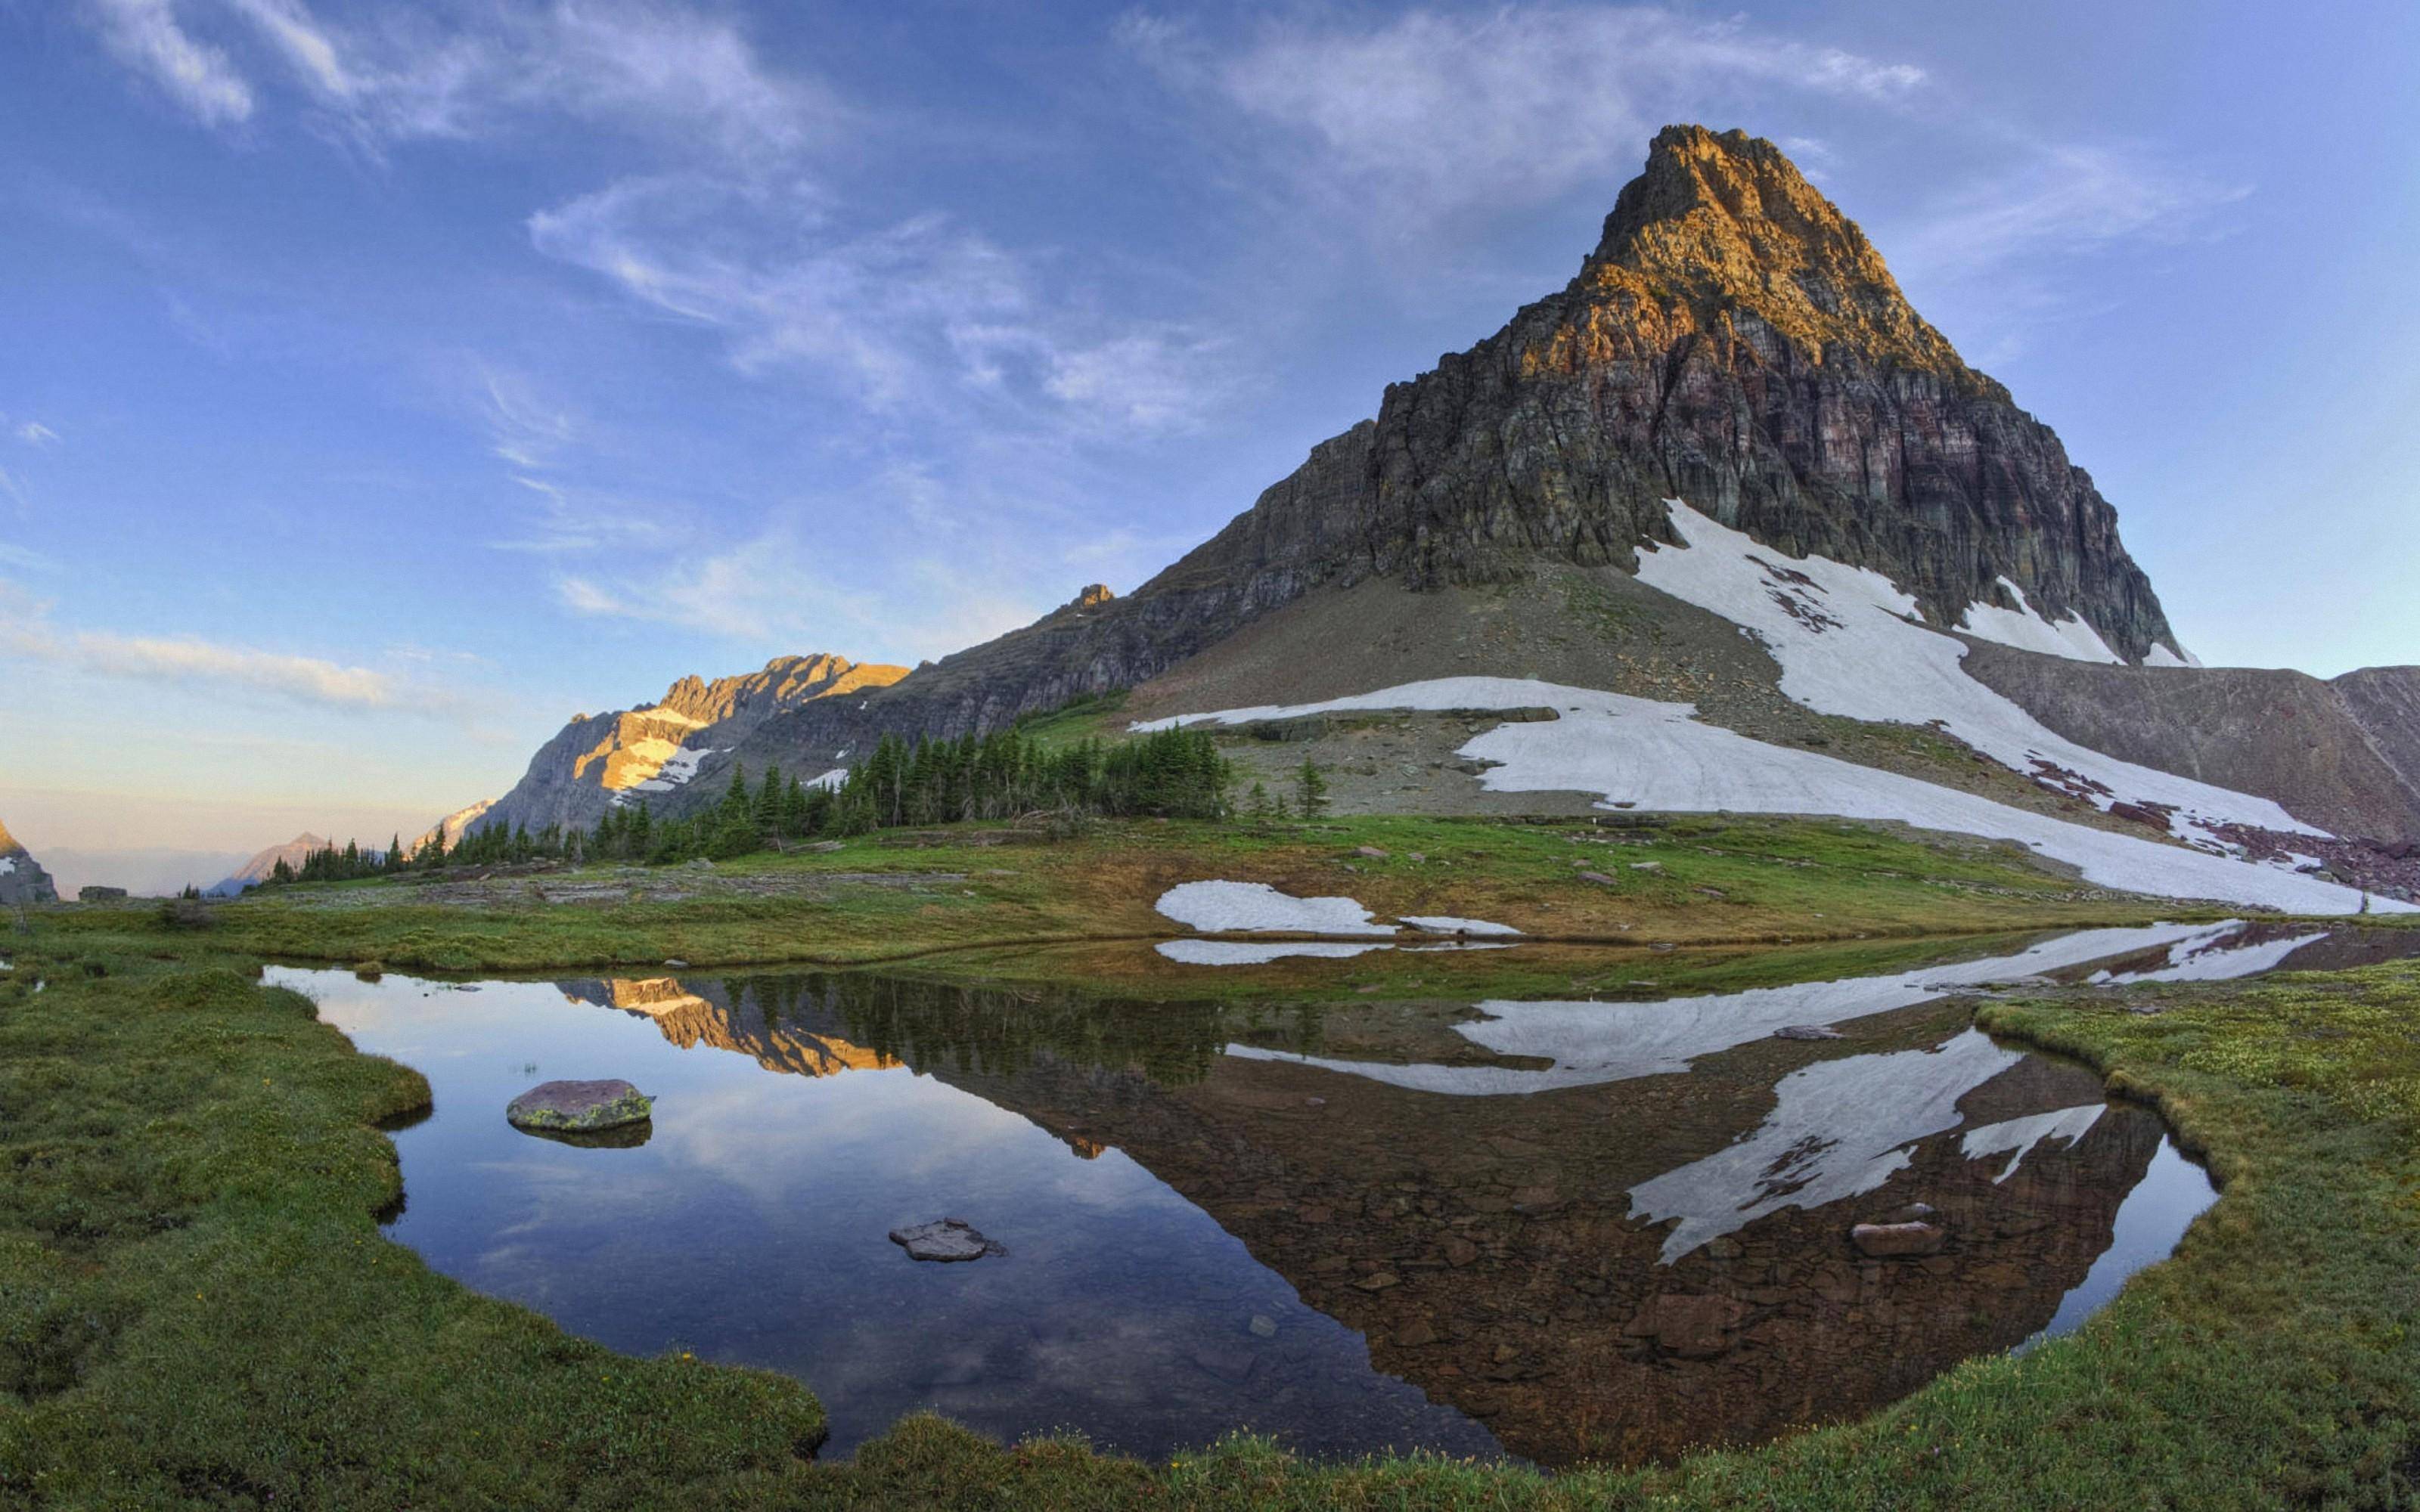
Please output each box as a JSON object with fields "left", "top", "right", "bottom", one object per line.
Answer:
{"left": 292, "top": 922, "right": 2406, "bottom": 1465}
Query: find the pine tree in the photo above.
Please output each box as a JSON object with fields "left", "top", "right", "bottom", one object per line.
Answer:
{"left": 755, "top": 764, "right": 784, "bottom": 837}
{"left": 1295, "top": 758, "right": 1329, "bottom": 819}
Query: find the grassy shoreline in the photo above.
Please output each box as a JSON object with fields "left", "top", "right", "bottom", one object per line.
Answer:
{"left": 28, "top": 813, "right": 2204, "bottom": 979}
{"left": 7, "top": 907, "right": 2418, "bottom": 1504}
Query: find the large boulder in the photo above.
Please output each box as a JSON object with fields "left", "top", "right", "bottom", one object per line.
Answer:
{"left": 505, "top": 1078, "right": 653, "bottom": 1133}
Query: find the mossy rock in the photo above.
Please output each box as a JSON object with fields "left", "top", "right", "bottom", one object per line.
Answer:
{"left": 505, "top": 1078, "right": 653, "bottom": 1133}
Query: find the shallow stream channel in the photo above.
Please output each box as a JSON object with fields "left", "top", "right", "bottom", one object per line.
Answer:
{"left": 280, "top": 921, "right": 2420, "bottom": 1467}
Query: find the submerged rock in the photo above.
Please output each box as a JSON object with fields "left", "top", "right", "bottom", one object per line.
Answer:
{"left": 505, "top": 1078, "right": 653, "bottom": 1133}
{"left": 1773, "top": 1024, "right": 1844, "bottom": 1041}
{"left": 1624, "top": 1294, "right": 1748, "bottom": 1359}
{"left": 1851, "top": 1220, "right": 1947, "bottom": 1257}
{"left": 889, "top": 1218, "right": 1006, "bottom": 1262}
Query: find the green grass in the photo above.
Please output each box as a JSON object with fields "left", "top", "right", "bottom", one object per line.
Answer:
{"left": 31, "top": 813, "right": 2193, "bottom": 981}
{"left": 6, "top": 928, "right": 2420, "bottom": 1506}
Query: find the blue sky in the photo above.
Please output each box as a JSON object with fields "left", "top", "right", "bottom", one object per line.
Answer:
{"left": 3, "top": 0, "right": 2416, "bottom": 868}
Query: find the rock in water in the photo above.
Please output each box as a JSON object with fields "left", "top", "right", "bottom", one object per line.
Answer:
{"left": 505, "top": 1078, "right": 653, "bottom": 1133}
{"left": 1773, "top": 1024, "right": 1844, "bottom": 1041}
{"left": 1851, "top": 1220, "right": 1947, "bottom": 1257}
{"left": 889, "top": 1218, "right": 1006, "bottom": 1262}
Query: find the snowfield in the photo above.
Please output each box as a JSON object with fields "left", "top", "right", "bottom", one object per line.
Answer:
{"left": 1137, "top": 677, "right": 2401, "bottom": 914}
{"left": 2086, "top": 928, "right": 2327, "bottom": 984}
{"left": 1156, "top": 940, "right": 1394, "bottom": 965}
{"left": 1153, "top": 880, "right": 1397, "bottom": 936}
{"left": 1398, "top": 916, "right": 1522, "bottom": 937}
{"left": 1218, "top": 922, "right": 2254, "bottom": 1098}
{"left": 1960, "top": 1104, "right": 2107, "bottom": 1185}
{"left": 1956, "top": 576, "right": 2125, "bottom": 664}
{"left": 1627, "top": 1028, "right": 2028, "bottom": 1261}
{"left": 1632, "top": 499, "right": 2304, "bottom": 850}
{"left": 616, "top": 744, "right": 721, "bottom": 803}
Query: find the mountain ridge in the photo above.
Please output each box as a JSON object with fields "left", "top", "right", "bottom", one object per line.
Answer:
{"left": 475, "top": 652, "right": 910, "bottom": 838}
{"left": 0, "top": 816, "right": 60, "bottom": 906}
{"left": 687, "top": 124, "right": 2186, "bottom": 789}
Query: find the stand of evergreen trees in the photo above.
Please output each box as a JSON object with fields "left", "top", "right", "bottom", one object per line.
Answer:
{"left": 262, "top": 726, "right": 1235, "bottom": 881}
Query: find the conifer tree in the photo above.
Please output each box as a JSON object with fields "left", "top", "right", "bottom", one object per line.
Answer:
{"left": 1295, "top": 758, "right": 1329, "bottom": 818}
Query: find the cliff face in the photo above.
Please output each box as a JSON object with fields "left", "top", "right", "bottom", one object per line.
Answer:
{"left": 0, "top": 818, "right": 59, "bottom": 906}
{"left": 717, "top": 125, "right": 2184, "bottom": 794}
{"left": 478, "top": 653, "right": 908, "bottom": 837}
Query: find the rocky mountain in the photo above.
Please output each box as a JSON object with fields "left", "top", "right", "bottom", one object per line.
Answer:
{"left": 474, "top": 654, "right": 909, "bottom": 839}
{"left": 704, "top": 125, "right": 2198, "bottom": 786}
{"left": 412, "top": 798, "right": 496, "bottom": 857}
{"left": 209, "top": 832, "right": 333, "bottom": 897}
{"left": 488, "top": 125, "right": 2413, "bottom": 909}
{"left": 0, "top": 817, "right": 60, "bottom": 906}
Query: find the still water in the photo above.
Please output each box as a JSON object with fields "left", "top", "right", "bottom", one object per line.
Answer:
{"left": 286, "top": 920, "right": 2399, "bottom": 1466}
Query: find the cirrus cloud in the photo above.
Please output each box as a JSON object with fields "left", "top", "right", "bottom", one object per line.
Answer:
{"left": 1, "top": 580, "right": 399, "bottom": 709}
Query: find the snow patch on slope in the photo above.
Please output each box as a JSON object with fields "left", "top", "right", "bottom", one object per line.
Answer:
{"left": 1961, "top": 1104, "right": 2106, "bottom": 1184}
{"left": 1399, "top": 916, "right": 1522, "bottom": 937}
{"left": 806, "top": 768, "right": 849, "bottom": 792}
{"left": 2142, "top": 643, "right": 2203, "bottom": 670}
{"left": 2086, "top": 928, "right": 2327, "bottom": 984}
{"left": 1218, "top": 922, "right": 2241, "bottom": 1098}
{"left": 1633, "top": 499, "right": 2313, "bottom": 850}
{"left": 1628, "top": 1028, "right": 2022, "bottom": 1262}
{"left": 618, "top": 745, "right": 721, "bottom": 801}
{"left": 1140, "top": 677, "right": 2400, "bottom": 914}
{"left": 1155, "top": 880, "right": 1396, "bottom": 936}
{"left": 1956, "top": 577, "right": 2124, "bottom": 663}
{"left": 1156, "top": 940, "right": 1394, "bottom": 965}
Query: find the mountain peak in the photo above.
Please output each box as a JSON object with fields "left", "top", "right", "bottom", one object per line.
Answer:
{"left": 1585, "top": 125, "right": 1995, "bottom": 396}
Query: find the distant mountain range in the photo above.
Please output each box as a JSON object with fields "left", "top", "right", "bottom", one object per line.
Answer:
{"left": 426, "top": 126, "right": 2417, "bottom": 914}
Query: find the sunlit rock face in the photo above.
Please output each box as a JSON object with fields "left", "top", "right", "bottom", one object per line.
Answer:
{"left": 0, "top": 816, "right": 59, "bottom": 905}
{"left": 477, "top": 653, "right": 908, "bottom": 838}
{"left": 557, "top": 977, "right": 901, "bottom": 1080}
{"left": 717, "top": 125, "right": 2190, "bottom": 789}
{"left": 411, "top": 799, "right": 496, "bottom": 858}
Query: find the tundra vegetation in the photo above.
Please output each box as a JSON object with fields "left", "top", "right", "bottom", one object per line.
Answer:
{"left": 3, "top": 915, "right": 2418, "bottom": 1506}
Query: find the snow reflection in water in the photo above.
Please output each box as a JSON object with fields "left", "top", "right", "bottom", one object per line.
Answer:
{"left": 290, "top": 921, "right": 2400, "bottom": 1467}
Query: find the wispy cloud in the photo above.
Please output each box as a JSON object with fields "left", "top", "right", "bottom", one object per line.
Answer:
{"left": 553, "top": 508, "right": 1046, "bottom": 664}
{"left": 0, "top": 580, "right": 399, "bottom": 710}
{"left": 84, "top": 0, "right": 255, "bottom": 125}
{"left": 554, "top": 525, "right": 892, "bottom": 650}
{"left": 528, "top": 173, "right": 1231, "bottom": 429}
{"left": 83, "top": 0, "right": 837, "bottom": 153}
{"left": 494, "top": 475, "right": 683, "bottom": 556}
{"left": 14, "top": 422, "right": 61, "bottom": 447}
{"left": 1884, "top": 144, "right": 2251, "bottom": 361}
{"left": 1891, "top": 144, "right": 2251, "bottom": 276}
{"left": 1121, "top": 6, "right": 1926, "bottom": 231}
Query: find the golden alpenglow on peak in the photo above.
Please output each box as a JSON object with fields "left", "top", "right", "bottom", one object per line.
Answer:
{"left": 1579, "top": 125, "right": 1999, "bottom": 397}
